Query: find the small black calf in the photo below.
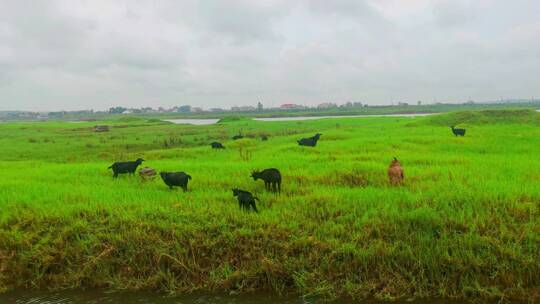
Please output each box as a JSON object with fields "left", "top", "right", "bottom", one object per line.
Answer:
{"left": 451, "top": 126, "right": 466, "bottom": 137}
{"left": 211, "top": 141, "right": 225, "bottom": 149}
{"left": 232, "top": 188, "right": 259, "bottom": 212}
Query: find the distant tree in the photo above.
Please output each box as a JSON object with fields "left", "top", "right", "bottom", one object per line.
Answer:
{"left": 178, "top": 105, "right": 191, "bottom": 113}
{"left": 417, "top": 100, "right": 422, "bottom": 106}
{"left": 257, "top": 102, "right": 263, "bottom": 111}
{"left": 109, "top": 106, "right": 127, "bottom": 114}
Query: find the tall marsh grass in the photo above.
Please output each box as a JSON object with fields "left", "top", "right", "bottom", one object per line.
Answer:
{"left": 0, "top": 110, "right": 538, "bottom": 301}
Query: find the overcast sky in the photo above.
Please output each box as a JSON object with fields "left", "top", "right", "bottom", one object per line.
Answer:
{"left": 1, "top": 0, "right": 539, "bottom": 111}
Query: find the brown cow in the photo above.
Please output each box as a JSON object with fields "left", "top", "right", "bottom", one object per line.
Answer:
{"left": 388, "top": 157, "right": 404, "bottom": 185}
{"left": 139, "top": 167, "right": 157, "bottom": 181}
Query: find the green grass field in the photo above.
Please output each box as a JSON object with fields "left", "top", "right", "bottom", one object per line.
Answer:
{"left": 0, "top": 109, "right": 539, "bottom": 302}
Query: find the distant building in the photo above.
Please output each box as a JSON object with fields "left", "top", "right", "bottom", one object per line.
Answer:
{"left": 48, "top": 111, "right": 67, "bottom": 118}
{"left": 279, "top": 103, "right": 304, "bottom": 109}
{"left": 209, "top": 108, "right": 224, "bottom": 112}
{"left": 231, "top": 106, "right": 256, "bottom": 111}
{"left": 192, "top": 107, "right": 203, "bottom": 112}
{"left": 398, "top": 102, "right": 409, "bottom": 106}
{"left": 0, "top": 111, "right": 22, "bottom": 118}
{"left": 19, "top": 112, "right": 35, "bottom": 118}
{"left": 37, "top": 113, "right": 49, "bottom": 120}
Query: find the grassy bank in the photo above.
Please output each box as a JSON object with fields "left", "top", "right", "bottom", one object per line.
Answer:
{"left": 0, "top": 110, "right": 539, "bottom": 302}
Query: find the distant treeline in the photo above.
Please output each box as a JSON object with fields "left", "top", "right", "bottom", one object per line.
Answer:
{"left": 2, "top": 100, "right": 540, "bottom": 121}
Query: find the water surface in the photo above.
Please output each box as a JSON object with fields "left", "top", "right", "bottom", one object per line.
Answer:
{"left": 0, "top": 290, "right": 489, "bottom": 304}
{"left": 164, "top": 118, "right": 221, "bottom": 125}
{"left": 165, "top": 113, "right": 434, "bottom": 125}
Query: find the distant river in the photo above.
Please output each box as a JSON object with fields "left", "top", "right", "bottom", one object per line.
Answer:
{"left": 165, "top": 113, "right": 435, "bottom": 125}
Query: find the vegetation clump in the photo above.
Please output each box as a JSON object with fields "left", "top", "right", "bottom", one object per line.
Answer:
{"left": 114, "top": 116, "right": 146, "bottom": 123}
{"left": 146, "top": 118, "right": 167, "bottom": 124}
{"left": 217, "top": 116, "right": 252, "bottom": 123}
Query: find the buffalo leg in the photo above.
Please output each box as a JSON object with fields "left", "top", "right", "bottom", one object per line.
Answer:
{"left": 251, "top": 201, "right": 258, "bottom": 213}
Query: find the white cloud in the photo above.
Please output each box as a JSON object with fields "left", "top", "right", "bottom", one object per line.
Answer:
{"left": 0, "top": 0, "right": 539, "bottom": 111}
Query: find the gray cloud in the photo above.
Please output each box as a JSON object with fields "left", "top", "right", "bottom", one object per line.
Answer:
{"left": 0, "top": 0, "right": 539, "bottom": 111}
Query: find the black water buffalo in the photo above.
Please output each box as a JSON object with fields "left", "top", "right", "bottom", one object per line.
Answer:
{"left": 108, "top": 158, "right": 144, "bottom": 178}
{"left": 251, "top": 168, "right": 281, "bottom": 193}
{"left": 160, "top": 172, "right": 192, "bottom": 192}
{"left": 297, "top": 133, "right": 321, "bottom": 147}
{"left": 211, "top": 141, "right": 225, "bottom": 149}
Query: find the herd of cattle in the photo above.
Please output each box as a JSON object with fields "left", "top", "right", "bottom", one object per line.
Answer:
{"left": 108, "top": 126, "right": 465, "bottom": 212}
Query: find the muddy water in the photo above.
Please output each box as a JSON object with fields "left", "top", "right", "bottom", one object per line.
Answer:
{"left": 0, "top": 290, "right": 484, "bottom": 304}
{"left": 0, "top": 290, "right": 332, "bottom": 304}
